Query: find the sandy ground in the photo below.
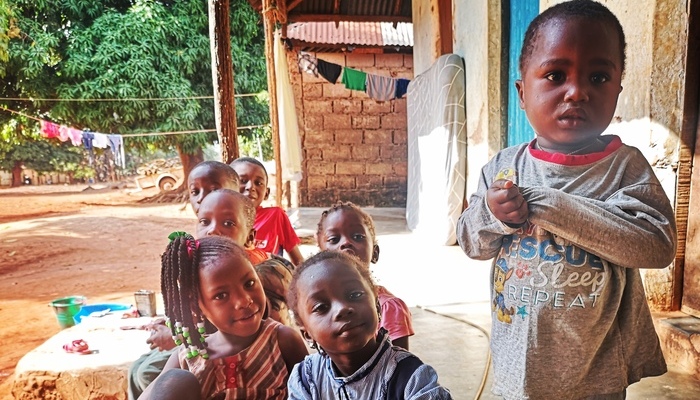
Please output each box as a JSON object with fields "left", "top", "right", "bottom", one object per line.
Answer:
{"left": 0, "top": 184, "right": 197, "bottom": 399}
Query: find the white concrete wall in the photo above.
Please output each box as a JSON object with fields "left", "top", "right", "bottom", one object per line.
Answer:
{"left": 412, "top": 0, "right": 441, "bottom": 76}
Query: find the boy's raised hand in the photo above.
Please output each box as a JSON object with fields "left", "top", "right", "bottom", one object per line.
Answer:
{"left": 487, "top": 179, "right": 529, "bottom": 227}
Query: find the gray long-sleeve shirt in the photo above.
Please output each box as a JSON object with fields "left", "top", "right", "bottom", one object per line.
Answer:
{"left": 457, "top": 136, "right": 676, "bottom": 399}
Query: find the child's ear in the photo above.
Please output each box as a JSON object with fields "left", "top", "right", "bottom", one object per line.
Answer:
{"left": 515, "top": 79, "right": 525, "bottom": 110}
{"left": 371, "top": 244, "right": 380, "bottom": 264}
{"left": 299, "top": 327, "right": 314, "bottom": 343}
{"left": 245, "top": 228, "right": 257, "bottom": 248}
{"left": 264, "top": 187, "right": 270, "bottom": 200}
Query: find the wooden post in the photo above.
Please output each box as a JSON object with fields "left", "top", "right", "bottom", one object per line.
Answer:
{"left": 208, "top": 0, "right": 239, "bottom": 163}
{"left": 262, "top": 0, "right": 283, "bottom": 206}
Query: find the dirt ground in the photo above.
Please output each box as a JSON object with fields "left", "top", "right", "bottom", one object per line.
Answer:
{"left": 0, "top": 184, "right": 196, "bottom": 399}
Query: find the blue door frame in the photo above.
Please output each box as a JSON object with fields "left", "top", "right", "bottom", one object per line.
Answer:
{"left": 507, "top": 1, "right": 539, "bottom": 147}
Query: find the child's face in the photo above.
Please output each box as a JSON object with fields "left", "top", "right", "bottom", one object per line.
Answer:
{"left": 198, "top": 252, "right": 266, "bottom": 338}
{"left": 516, "top": 17, "right": 623, "bottom": 148}
{"left": 188, "top": 167, "right": 239, "bottom": 215}
{"left": 318, "top": 209, "right": 378, "bottom": 266}
{"left": 232, "top": 162, "right": 269, "bottom": 209}
{"left": 295, "top": 260, "right": 379, "bottom": 360}
{"left": 196, "top": 191, "right": 254, "bottom": 247}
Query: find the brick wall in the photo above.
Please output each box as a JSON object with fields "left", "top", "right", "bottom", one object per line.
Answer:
{"left": 287, "top": 51, "right": 414, "bottom": 207}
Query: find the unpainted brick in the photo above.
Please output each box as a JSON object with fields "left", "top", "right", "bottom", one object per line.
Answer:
{"left": 324, "top": 114, "right": 352, "bottom": 130}
{"left": 307, "top": 161, "right": 335, "bottom": 175}
{"left": 384, "top": 176, "right": 407, "bottom": 188}
{"left": 307, "top": 176, "right": 327, "bottom": 190}
{"left": 323, "top": 83, "right": 352, "bottom": 98}
{"left": 304, "top": 131, "right": 330, "bottom": 145}
{"left": 335, "top": 162, "right": 365, "bottom": 175}
{"left": 328, "top": 175, "right": 356, "bottom": 190}
{"left": 303, "top": 84, "right": 323, "bottom": 99}
{"left": 333, "top": 99, "right": 362, "bottom": 114}
{"left": 305, "top": 100, "right": 333, "bottom": 114}
{"left": 356, "top": 175, "right": 383, "bottom": 188}
{"left": 346, "top": 53, "right": 375, "bottom": 67}
{"left": 375, "top": 54, "right": 405, "bottom": 68}
{"left": 366, "top": 163, "right": 393, "bottom": 175}
{"left": 318, "top": 52, "right": 346, "bottom": 67}
{"left": 322, "top": 144, "right": 352, "bottom": 160}
{"left": 380, "top": 144, "right": 408, "bottom": 161}
{"left": 392, "top": 98, "right": 407, "bottom": 113}
{"left": 334, "top": 129, "right": 363, "bottom": 144}
{"left": 381, "top": 114, "right": 407, "bottom": 129}
{"left": 394, "top": 161, "right": 408, "bottom": 176}
{"left": 352, "top": 115, "right": 380, "bottom": 129}
{"left": 307, "top": 189, "right": 339, "bottom": 207}
{"left": 350, "top": 145, "right": 380, "bottom": 161}
{"left": 364, "top": 130, "right": 393, "bottom": 144}
{"left": 304, "top": 115, "right": 324, "bottom": 130}
{"left": 362, "top": 100, "right": 392, "bottom": 114}
{"left": 404, "top": 55, "right": 414, "bottom": 69}
{"left": 305, "top": 147, "right": 323, "bottom": 161}
{"left": 393, "top": 129, "right": 407, "bottom": 145}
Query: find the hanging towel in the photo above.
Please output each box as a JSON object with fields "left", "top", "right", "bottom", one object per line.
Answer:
{"left": 395, "top": 78, "right": 410, "bottom": 99}
{"left": 317, "top": 59, "right": 342, "bottom": 84}
{"left": 342, "top": 67, "right": 367, "bottom": 91}
{"left": 40, "top": 120, "right": 60, "bottom": 138}
{"left": 92, "top": 132, "right": 109, "bottom": 148}
{"left": 366, "top": 74, "right": 397, "bottom": 102}
{"left": 297, "top": 52, "right": 318, "bottom": 77}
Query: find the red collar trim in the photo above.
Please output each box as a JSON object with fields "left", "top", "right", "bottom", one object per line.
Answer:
{"left": 528, "top": 136, "right": 622, "bottom": 165}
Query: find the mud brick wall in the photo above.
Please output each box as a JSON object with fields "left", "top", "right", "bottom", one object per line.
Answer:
{"left": 287, "top": 51, "right": 414, "bottom": 207}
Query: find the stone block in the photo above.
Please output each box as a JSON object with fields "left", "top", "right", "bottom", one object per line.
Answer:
{"left": 334, "top": 129, "right": 363, "bottom": 144}
{"left": 306, "top": 176, "right": 327, "bottom": 190}
{"left": 305, "top": 147, "right": 323, "bottom": 161}
{"left": 394, "top": 161, "right": 408, "bottom": 176}
{"left": 335, "top": 162, "right": 365, "bottom": 175}
{"left": 324, "top": 114, "right": 352, "bottom": 130}
{"left": 364, "top": 129, "right": 393, "bottom": 144}
{"left": 322, "top": 144, "right": 352, "bottom": 161}
{"left": 381, "top": 114, "right": 407, "bottom": 130}
{"left": 333, "top": 99, "right": 362, "bottom": 114}
{"left": 380, "top": 144, "right": 407, "bottom": 160}
{"left": 304, "top": 131, "right": 329, "bottom": 145}
{"left": 376, "top": 54, "right": 405, "bottom": 68}
{"left": 328, "top": 175, "right": 356, "bottom": 190}
{"left": 304, "top": 115, "right": 324, "bottom": 130}
{"left": 393, "top": 129, "right": 407, "bottom": 145}
{"left": 346, "top": 53, "right": 375, "bottom": 67}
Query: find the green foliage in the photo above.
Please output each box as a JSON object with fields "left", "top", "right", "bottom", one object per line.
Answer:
{"left": 0, "top": 0, "right": 270, "bottom": 176}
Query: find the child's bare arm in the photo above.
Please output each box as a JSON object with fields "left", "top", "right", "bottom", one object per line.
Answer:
{"left": 523, "top": 182, "right": 676, "bottom": 269}
{"left": 287, "top": 245, "right": 304, "bottom": 267}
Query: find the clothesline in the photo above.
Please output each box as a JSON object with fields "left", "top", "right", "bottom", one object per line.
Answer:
{"left": 298, "top": 52, "right": 411, "bottom": 102}
{"left": 0, "top": 106, "right": 268, "bottom": 137}
{"left": 3, "top": 93, "right": 262, "bottom": 102}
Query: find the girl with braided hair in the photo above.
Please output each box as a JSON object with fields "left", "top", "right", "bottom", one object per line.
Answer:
{"left": 141, "top": 234, "right": 307, "bottom": 400}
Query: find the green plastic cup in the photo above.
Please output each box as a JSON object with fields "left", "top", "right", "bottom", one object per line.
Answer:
{"left": 50, "top": 296, "right": 86, "bottom": 329}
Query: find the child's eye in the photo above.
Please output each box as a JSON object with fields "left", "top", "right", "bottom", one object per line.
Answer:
{"left": 213, "top": 292, "right": 228, "bottom": 301}
{"left": 190, "top": 189, "right": 199, "bottom": 196}
{"left": 349, "top": 291, "right": 364, "bottom": 300}
{"left": 591, "top": 73, "right": 610, "bottom": 84}
{"left": 312, "top": 303, "right": 328, "bottom": 314}
{"left": 545, "top": 71, "right": 564, "bottom": 82}
{"left": 352, "top": 234, "right": 366, "bottom": 241}
{"left": 198, "top": 218, "right": 210, "bottom": 226}
{"left": 244, "top": 279, "right": 256, "bottom": 288}
{"left": 255, "top": 180, "right": 265, "bottom": 187}
{"left": 326, "top": 236, "right": 339, "bottom": 244}
{"left": 223, "top": 220, "right": 235, "bottom": 227}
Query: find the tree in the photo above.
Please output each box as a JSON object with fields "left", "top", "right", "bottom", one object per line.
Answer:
{"left": 0, "top": 0, "right": 269, "bottom": 192}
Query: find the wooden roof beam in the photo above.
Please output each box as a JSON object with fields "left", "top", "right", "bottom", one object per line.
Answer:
{"left": 393, "top": 0, "right": 403, "bottom": 16}
{"left": 287, "top": 0, "right": 303, "bottom": 12}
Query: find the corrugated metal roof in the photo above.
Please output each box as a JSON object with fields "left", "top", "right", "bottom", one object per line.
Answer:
{"left": 291, "top": 0, "right": 412, "bottom": 20}
{"left": 287, "top": 22, "right": 413, "bottom": 47}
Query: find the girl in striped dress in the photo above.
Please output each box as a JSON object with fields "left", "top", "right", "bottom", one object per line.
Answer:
{"left": 141, "top": 234, "right": 308, "bottom": 400}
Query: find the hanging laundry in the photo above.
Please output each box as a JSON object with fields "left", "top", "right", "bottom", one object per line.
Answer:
{"left": 395, "top": 78, "right": 411, "bottom": 99}
{"left": 297, "top": 52, "right": 318, "bottom": 77}
{"left": 366, "top": 74, "right": 397, "bottom": 102}
{"left": 82, "top": 130, "right": 94, "bottom": 151}
{"left": 40, "top": 120, "right": 60, "bottom": 139}
{"left": 92, "top": 132, "right": 109, "bottom": 149}
{"left": 107, "top": 134, "right": 125, "bottom": 167}
{"left": 58, "top": 125, "right": 71, "bottom": 142}
{"left": 67, "top": 127, "right": 82, "bottom": 146}
{"left": 317, "top": 59, "right": 342, "bottom": 84}
{"left": 341, "top": 67, "right": 367, "bottom": 91}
